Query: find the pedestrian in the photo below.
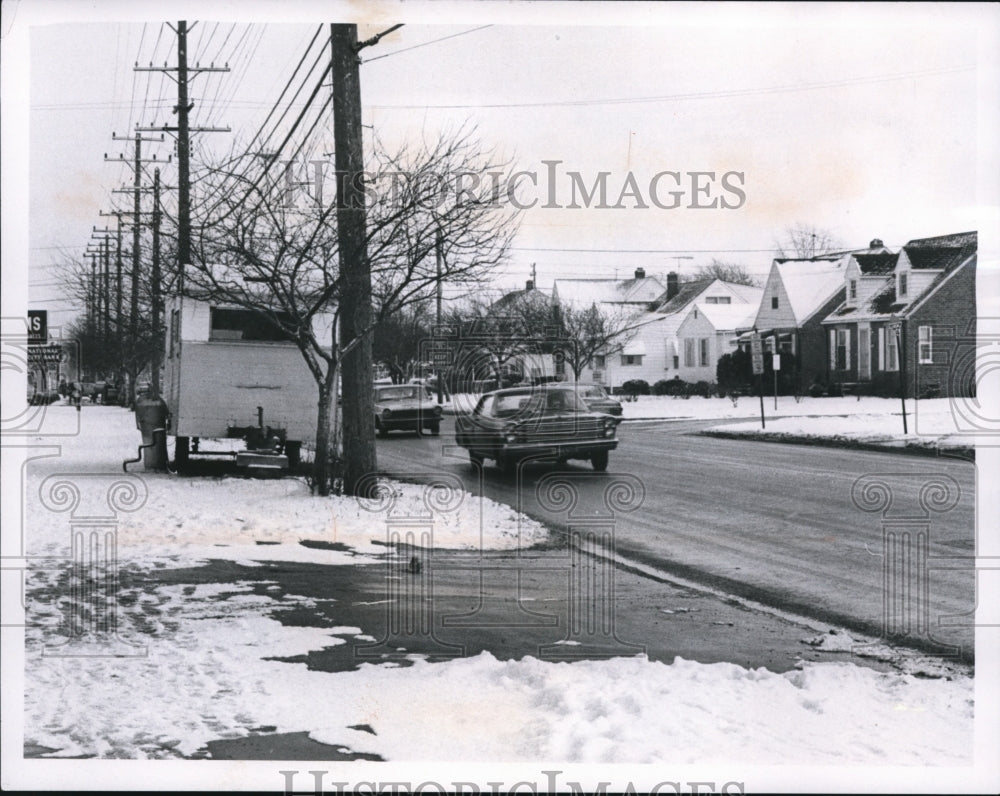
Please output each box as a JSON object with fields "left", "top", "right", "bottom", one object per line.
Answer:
{"left": 71, "top": 381, "right": 82, "bottom": 412}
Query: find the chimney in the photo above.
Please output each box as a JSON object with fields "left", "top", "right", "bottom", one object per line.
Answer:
{"left": 869, "top": 238, "right": 884, "bottom": 249}
{"left": 666, "top": 271, "right": 679, "bottom": 300}
{"left": 634, "top": 267, "right": 646, "bottom": 280}
{"left": 526, "top": 279, "right": 534, "bottom": 291}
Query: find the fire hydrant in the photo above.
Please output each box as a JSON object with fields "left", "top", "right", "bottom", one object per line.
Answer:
{"left": 134, "top": 394, "right": 169, "bottom": 471}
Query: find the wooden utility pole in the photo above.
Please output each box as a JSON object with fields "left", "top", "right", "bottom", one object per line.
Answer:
{"left": 331, "top": 23, "right": 377, "bottom": 497}
{"left": 151, "top": 168, "right": 163, "bottom": 395}
{"left": 136, "top": 21, "right": 230, "bottom": 297}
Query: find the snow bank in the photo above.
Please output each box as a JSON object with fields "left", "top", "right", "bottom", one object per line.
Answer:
{"left": 24, "top": 580, "right": 974, "bottom": 764}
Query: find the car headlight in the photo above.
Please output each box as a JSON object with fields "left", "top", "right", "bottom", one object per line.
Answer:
{"left": 432, "top": 405, "right": 443, "bottom": 416}
{"left": 603, "top": 418, "right": 617, "bottom": 438}
{"left": 382, "top": 408, "right": 392, "bottom": 418}
{"left": 503, "top": 422, "right": 518, "bottom": 444}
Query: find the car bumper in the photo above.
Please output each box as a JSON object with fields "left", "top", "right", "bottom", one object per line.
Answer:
{"left": 469, "top": 438, "right": 618, "bottom": 460}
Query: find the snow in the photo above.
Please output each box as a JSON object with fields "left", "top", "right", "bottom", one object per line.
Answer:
{"left": 7, "top": 404, "right": 985, "bottom": 775}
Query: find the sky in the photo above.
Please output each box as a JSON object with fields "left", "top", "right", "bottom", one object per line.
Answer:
{"left": 4, "top": 1, "right": 999, "bottom": 330}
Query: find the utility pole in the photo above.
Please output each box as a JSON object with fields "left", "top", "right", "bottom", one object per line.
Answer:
{"left": 136, "top": 20, "right": 230, "bottom": 296}
{"left": 436, "top": 230, "right": 444, "bottom": 404}
{"left": 151, "top": 167, "right": 162, "bottom": 395}
{"left": 330, "top": 23, "right": 377, "bottom": 498}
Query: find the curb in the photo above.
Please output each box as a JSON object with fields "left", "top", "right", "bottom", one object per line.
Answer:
{"left": 699, "top": 429, "right": 975, "bottom": 460}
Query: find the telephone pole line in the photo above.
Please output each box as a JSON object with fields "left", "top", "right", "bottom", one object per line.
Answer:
{"left": 135, "top": 20, "right": 230, "bottom": 295}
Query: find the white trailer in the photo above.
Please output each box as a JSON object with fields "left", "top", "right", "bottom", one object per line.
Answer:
{"left": 163, "top": 295, "right": 334, "bottom": 468}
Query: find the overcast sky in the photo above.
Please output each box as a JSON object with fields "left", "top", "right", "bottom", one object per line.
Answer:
{"left": 4, "top": 1, "right": 999, "bottom": 331}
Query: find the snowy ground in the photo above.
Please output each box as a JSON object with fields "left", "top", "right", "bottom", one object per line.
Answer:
{"left": 445, "top": 393, "right": 980, "bottom": 450}
{"left": 7, "top": 405, "right": 985, "bottom": 776}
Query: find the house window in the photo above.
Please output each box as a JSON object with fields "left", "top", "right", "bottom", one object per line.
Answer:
{"left": 672, "top": 355, "right": 679, "bottom": 369}
{"left": 830, "top": 328, "right": 850, "bottom": 370}
{"left": 899, "top": 273, "right": 908, "bottom": 297}
{"left": 209, "top": 308, "right": 295, "bottom": 342}
{"left": 705, "top": 296, "right": 731, "bottom": 305}
{"left": 621, "top": 354, "right": 643, "bottom": 366}
{"left": 684, "top": 338, "right": 696, "bottom": 367}
{"left": 848, "top": 279, "right": 857, "bottom": 300}
{"left": 918, "top": 325, "right": 933, "bottom": 364}
{"left": 592, "top": 354, "right": 606, "bottom": 369}
{"left": 699, "top": 338, "right": 710, "bottom": 367}
{"left": 771, "top": 296, "right": 779, "bottom": 309}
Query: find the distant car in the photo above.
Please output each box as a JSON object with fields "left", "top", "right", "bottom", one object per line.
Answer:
{"left": 373, "top": 383, "right": 443, "bottom": 437}
{"left": 570, "top": 383, "right": 623, "bottom": 416}
{"left": 455, "top": 385, "right": 620, "bottom": 474}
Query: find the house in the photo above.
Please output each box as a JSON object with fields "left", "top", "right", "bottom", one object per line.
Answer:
{"left": 741, "top": 251, "right": 852, "bottom": 390}
{"left": 574, "top": 272, "right": 762, "bottom": 390}
{"left": 552, "top": 268, "right": 667, "bottom": 310}
{"left": 821, "top": 231, "right": 977, "bottom": 397}
{"left": 675, "top": 301, "right": 760, "bottom": 383}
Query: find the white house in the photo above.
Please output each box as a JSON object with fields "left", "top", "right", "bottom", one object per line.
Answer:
{"left": 675, "top": 302, "right": 760, "bottom": 382}
{"left": 575, "top": 274, "right": 762, "bottom": 390}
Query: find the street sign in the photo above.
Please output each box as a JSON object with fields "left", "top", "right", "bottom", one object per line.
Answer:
{"left": 750, "top": 333, "right": 764, "bottom": 375}
{"left": 28, "top": 310, "right": 47, "bottom": 343}
{"left": 773, "top": 354, "right": 781, "bottom": 370}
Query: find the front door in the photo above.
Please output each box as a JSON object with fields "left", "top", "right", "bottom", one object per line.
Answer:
{"left": 858, "top": 324, "right": 871, "bottom": 380}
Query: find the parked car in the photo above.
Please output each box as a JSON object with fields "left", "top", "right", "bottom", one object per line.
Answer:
{"left": 373, "top": 383, "right": 443, "bottom": 437}
{"left": 455, "top": 385, "right": 620, "bottom": 474}
{"left": 570, "top": 383, "right": 623, "bottom": 416}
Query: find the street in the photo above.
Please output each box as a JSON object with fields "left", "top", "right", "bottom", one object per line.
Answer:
{"left": 376, "top": 417, "right": 978, "bottom": 660}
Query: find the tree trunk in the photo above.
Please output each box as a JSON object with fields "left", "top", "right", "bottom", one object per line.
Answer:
{"left": 313, "top": 365, "right": 337, "bottom": 496}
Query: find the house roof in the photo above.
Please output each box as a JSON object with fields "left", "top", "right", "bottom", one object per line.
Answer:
{"left": 554, "top": 276, "right": 666, "bottom": 306}
{"left": 491, "top": 286, "right": 552, "bottom": 311}
{"left": 773, "top": 257, "right": 848, "bottom": 325}
{"left": 853, "top": 252, "right": 899, "bottom": 275}
{"left": 823, "top": 230, "right": 977, "bottom": 324}
{"left": 690, "top": 302, "right": 759, "bottom": 331}
{"left": 653, "top": 279, "right": 714, "bottom": 314}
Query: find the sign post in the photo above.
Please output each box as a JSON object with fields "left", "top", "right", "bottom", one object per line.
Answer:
{"left": 890, "top": 322, "right": 907, "bottom": 434}
{"left": 772, "top": 353, "right": 780, "bottom": 410}
{"left": 751, "top": 331, "right": 765, "bottom": 429}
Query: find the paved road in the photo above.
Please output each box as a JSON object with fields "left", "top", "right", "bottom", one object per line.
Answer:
{"left": 376, "top": 417, "right": 978, "bottom": 660}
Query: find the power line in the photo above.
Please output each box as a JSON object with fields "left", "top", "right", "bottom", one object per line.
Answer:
{"left": 362, "top": 25, "right": 493, "bottom": 64}
{"left": 369, "top": 64, "right": 975, "bottom": 110}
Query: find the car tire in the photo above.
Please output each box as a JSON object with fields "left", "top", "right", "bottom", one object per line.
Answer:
{"left": 469, "top": 450, "right": 484, "bottom": 469}
{"left": 428, "top": 422, "right": 440, "bottom": 436}
{"left": 591, "top": 450, "right": 609, "bottom": 472}
{"left": 377, "top": 421, "right": 389, "bottom": 439}
{"left": 498, "top": 453, "right": 518, "bottom": 478}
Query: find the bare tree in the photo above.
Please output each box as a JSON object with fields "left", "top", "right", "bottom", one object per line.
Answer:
{"left": 773, "top": 223, "right": 843, "bottom": 259}
{"left": 692, "top": 259, "right": 760, "bottom": 287}
{"left": 448, "top": 287, "right": 556, "bottom": 387}
{"left": 556, "top": 301, "right": 645, "bottom": 381}
{"left": 188, "top": 128, "right": 520, "bottom": 495}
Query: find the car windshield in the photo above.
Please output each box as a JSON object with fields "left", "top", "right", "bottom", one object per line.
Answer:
{"left": 377, "top": 386, "right": 420, "bottom": 401}
{"left": 488, "top": 389, "right": 587, "bottom": 418}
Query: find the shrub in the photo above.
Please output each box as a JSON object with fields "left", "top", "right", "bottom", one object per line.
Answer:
{"left": 827, "top": 382, "right": 844, "bottom": 398}
{"left": 621, "top": 379, "right": 651, "bottom": 397}
{"left": 653, "top": 377, "right": 686, "bottom": 396}
{"left": 808, "top": 383, "right": 825, "bottom": 398}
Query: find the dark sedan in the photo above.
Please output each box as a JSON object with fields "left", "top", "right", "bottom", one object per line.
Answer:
{"left": 374, "top": 384, "right": 443, "bottom": 437}
{"left": 571, "top": 383, "right": 623, "bottom": 416}
{"left": 455, "top": 385, "right": 620, "bottom": 474}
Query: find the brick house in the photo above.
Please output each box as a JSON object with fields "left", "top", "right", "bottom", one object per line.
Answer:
{"left": 821, "top": 231, "right": 977, "bottom": 397}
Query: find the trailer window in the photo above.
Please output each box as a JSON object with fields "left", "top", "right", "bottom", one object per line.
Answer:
{"left": 210, "top": 308, "right": 296, "bottom": 342}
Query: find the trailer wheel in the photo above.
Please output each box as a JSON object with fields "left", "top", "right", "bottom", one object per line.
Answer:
{"left": 284, "top": 440, "right": 302, "bottom": 470}
{"left": 174, "top": 436, "right": 190, "bottom": 469}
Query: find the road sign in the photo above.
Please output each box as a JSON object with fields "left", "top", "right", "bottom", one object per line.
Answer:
{"left": 750, "top": 333, "right": 764, "bottom": 375}
{"left": 773, "top": 354, "right": 781, "bottom": 370}
{"left": 28, "top": 310, "right": 47, "bottom": 343}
